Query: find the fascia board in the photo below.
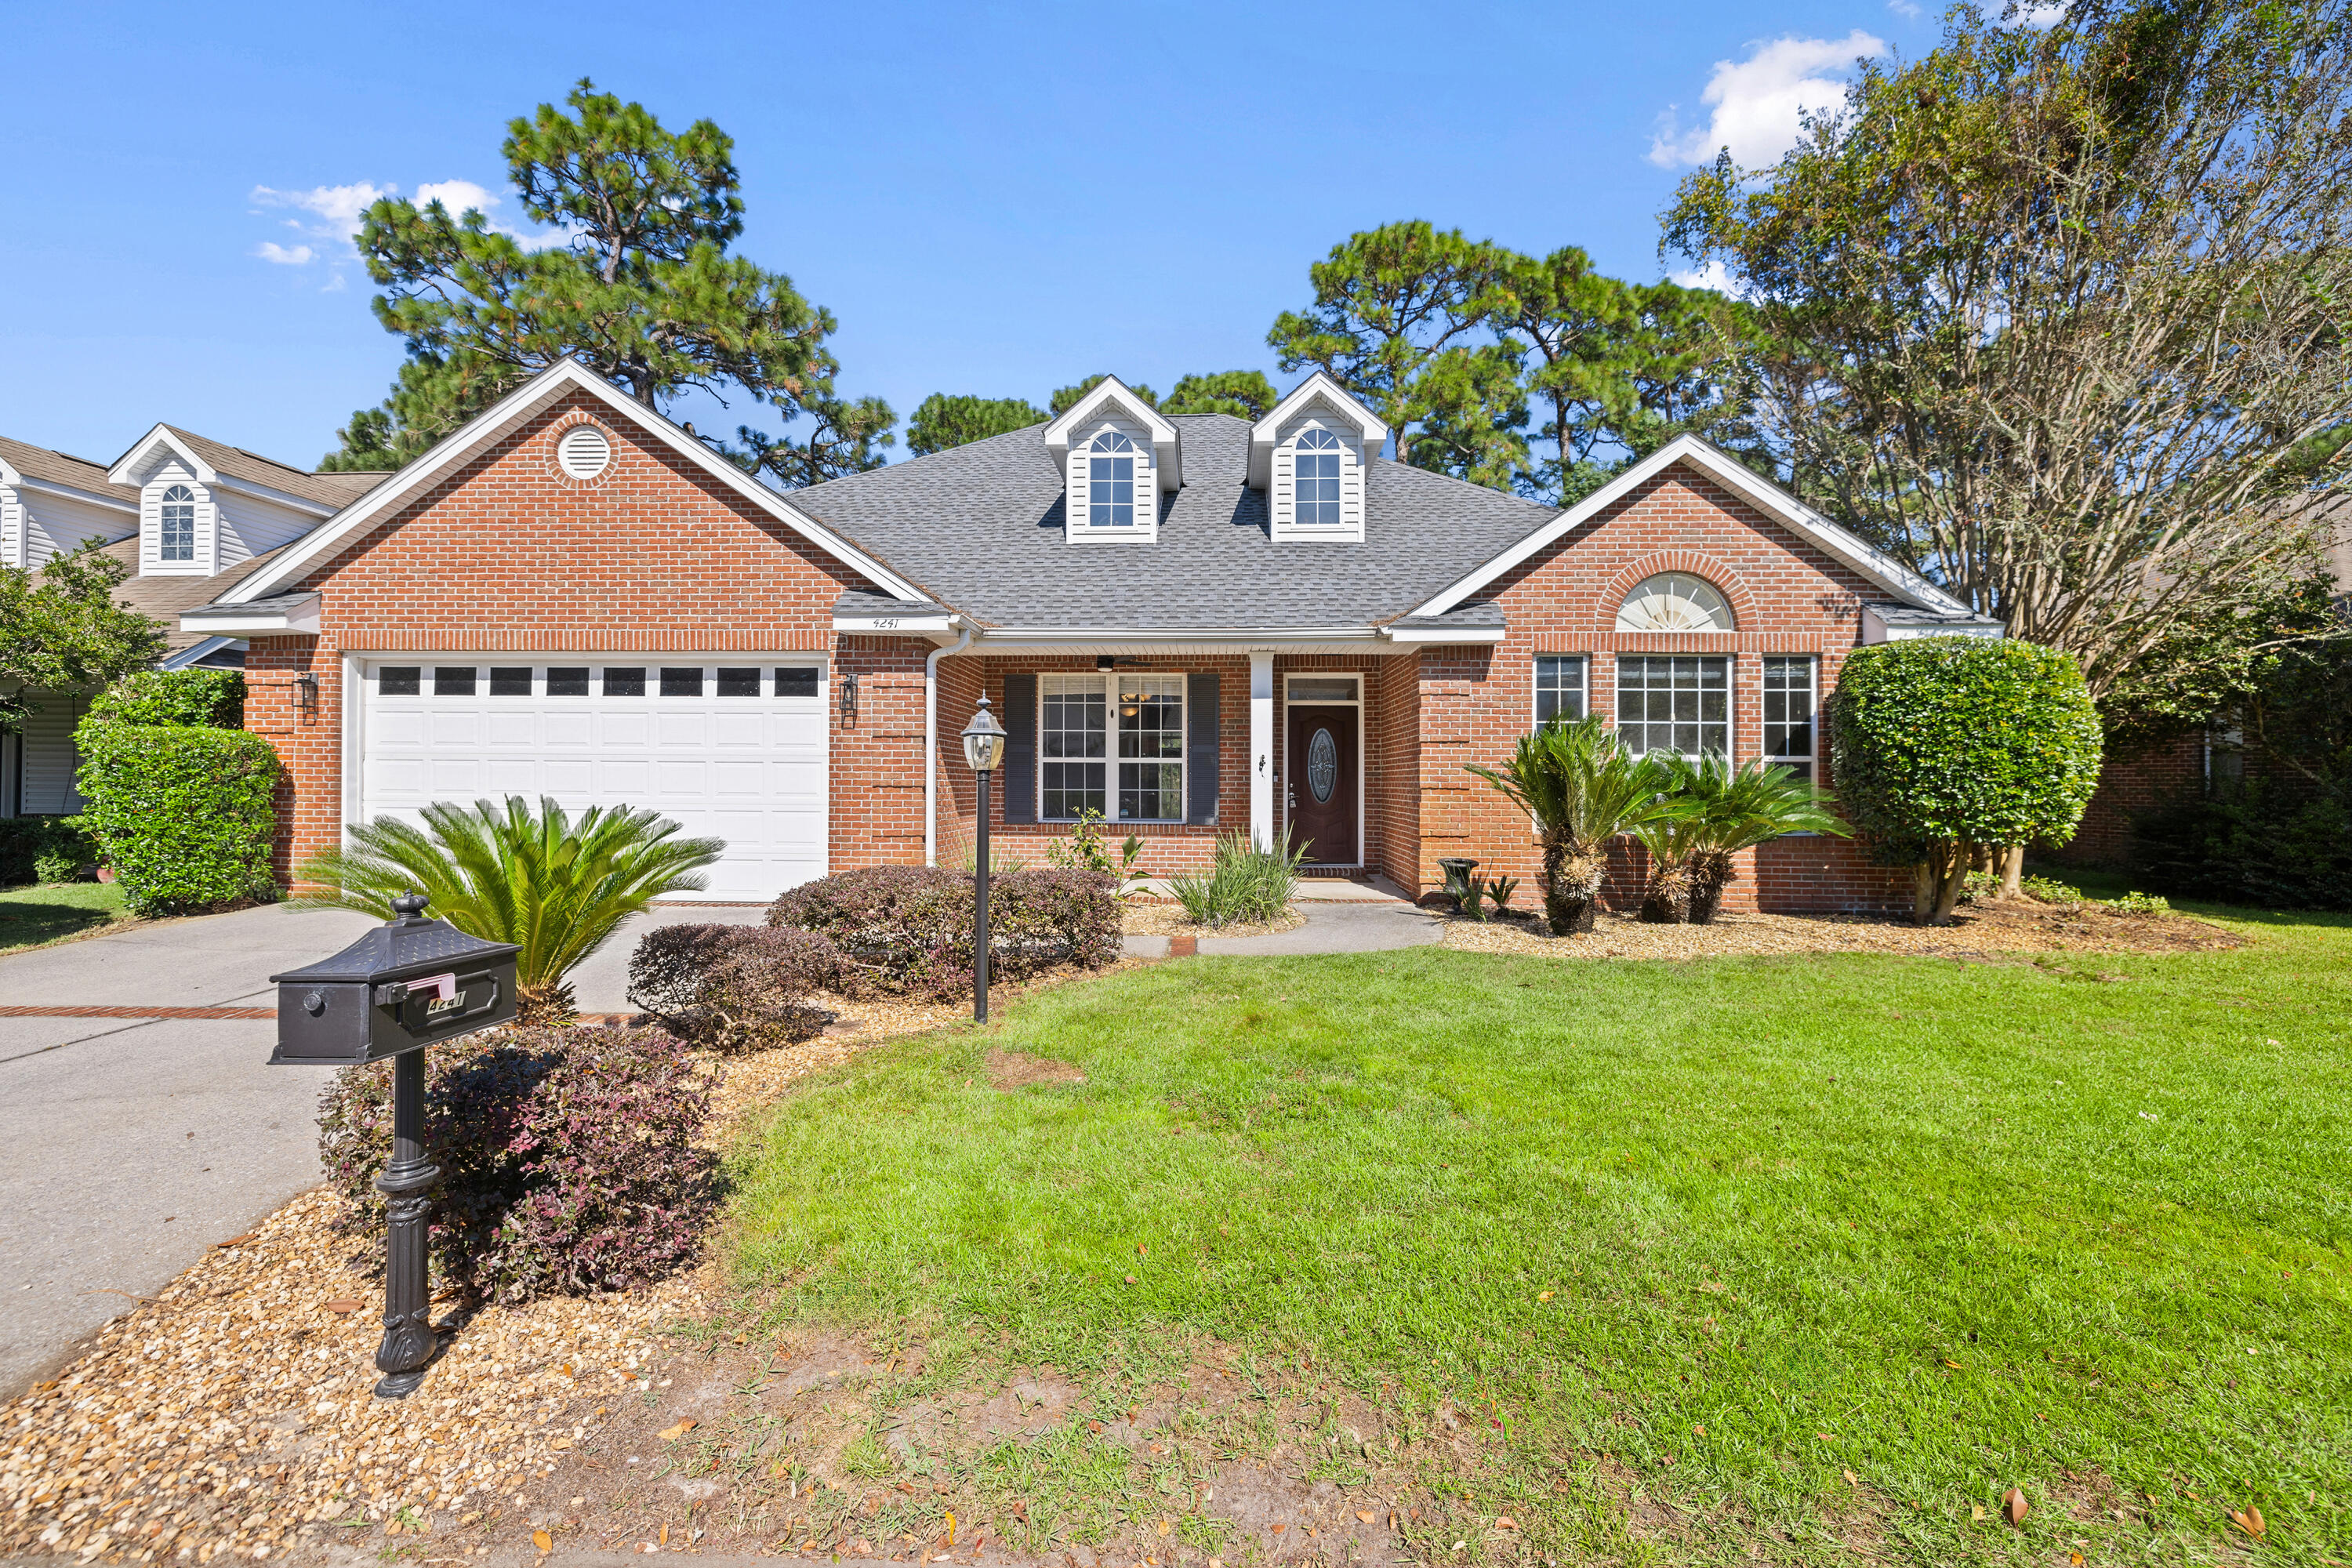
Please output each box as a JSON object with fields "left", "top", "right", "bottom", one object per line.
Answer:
{"left": 107, "top": 425, "right": 210, "bottom": 488}
{"left": 1041, "top": 377, "right": 1182, "bottom": 488}
{"left": 1248, "top": 372, "right": 1390, "bottom": 487}
{"left": 219, "top": 361, "right": 930, "bottom": 606}
{"left": 204, "top": 471, "right": 338, "bottom": 517}
{"left": 1381, "top": 625, "right": 1506, "bottom": 644}
{"left": 975, "top": 625, "right": 1384, "bottom": 645}
{"left": 180, "top": 593, "right": 321, "bottom": 634}
{"left": 1409, "top": 435, "right": 1971, "bottom": 619}
{"left": 160, "top": 635, "right": 245, "bottom": 670}
{"left": 10, "top": 474, "right": 140, "bottom": 514}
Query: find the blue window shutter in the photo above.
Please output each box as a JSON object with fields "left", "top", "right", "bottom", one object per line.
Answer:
{"left": 1001, "top": 672, "right": 1036, "bottom": 824}
{"left": 1187, "top": 672, "right": 1219, "bottom": 825}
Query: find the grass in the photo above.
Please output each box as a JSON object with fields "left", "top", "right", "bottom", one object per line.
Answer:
{"left": 727, "top": 900, "right": 2352, "bottom": 1564}
{"left": 0, "top": 880, "right": 127, "bottom": 953}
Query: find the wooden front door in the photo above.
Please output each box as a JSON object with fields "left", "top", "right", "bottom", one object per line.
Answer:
{"left": 1285, "top": 705, "right": 1359, "bottom": 865}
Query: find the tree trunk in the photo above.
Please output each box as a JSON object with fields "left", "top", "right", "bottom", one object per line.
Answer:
{"left": 1639, "top": 862, "right": 1691, "bottom": 924}
{"left": 1689, "top": 851, "right": 1733, "bottom": 924}
{"left": 1544, "top": 847, "right": 1602, "bottom": 936}
{"left": 515, "top": 979, "right": 577, "bottom": 1026}
{"left": 1995, "top": 843, "right": 2025, "bottom": 899}
{"left": 1913, "top": 862, "right": 1936, "bottom": 924}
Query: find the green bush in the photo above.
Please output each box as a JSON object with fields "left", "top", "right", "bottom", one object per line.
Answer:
{"left": 0, "top": 816, "right": 97, "bottom": 885}
{"left": 75, "top": 724, "right": 282, "bottom": 915}
{"left": 84, "top": 668, "right": 244, "bottom": 729}
{"left": 1167, "top": 830, "right": 1305, "bottom": 927}
{"left": 2135, "top": 786, "right": 2352, "bottom": 910}
{"left": 1829, "top": 637, "right": 2103, "bottom": 923}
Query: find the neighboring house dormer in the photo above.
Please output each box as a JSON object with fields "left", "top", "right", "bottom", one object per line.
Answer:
{"left": 0, "top": 436, "right": 139, "bottom": 569}
{"left": 107, "top": 423, "right": 359, "bottom": 577}
{"left": 1248, "top": 372, "right": 1387, "bottom": 543}
{"left": 1041, "top": 378, "right": 1182, "bottom": 544}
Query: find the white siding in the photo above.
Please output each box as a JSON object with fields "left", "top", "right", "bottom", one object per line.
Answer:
{"left": 16, "top": 690, "right": 86, "bottom": 815}
{"left": 0, "top": 488, "right": 17, "bottom": 568}
{"left": 211, "top": 486, "right": 316, "bottom": 567}
{"left": 1270, "top": 407, "right": 1367, "bottom": 543}
{"left": 140, "top": 461, "right": 214, "bottom": 575}
{"left": 1064, "top": 416, "right": 1160, "bottom": 544}
{"left": 13, "top": 488, "right": 136, "bottom": 567}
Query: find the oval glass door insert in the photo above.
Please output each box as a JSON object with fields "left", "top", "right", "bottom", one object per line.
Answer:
{"left": 1307, "top": 728, "right": 1338, "bottom": 802}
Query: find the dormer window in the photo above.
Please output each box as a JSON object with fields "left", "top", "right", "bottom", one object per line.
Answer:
{"left": 1087, "top": 433, "right": 1137, "bottom": 527}
{"left": 159, "top": 485, "right": 197, "bottom": 562}
{"left": 1294, "top": 430, "right": 1343, "bottom": 525}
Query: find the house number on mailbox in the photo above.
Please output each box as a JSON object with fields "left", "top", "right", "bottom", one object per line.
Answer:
{"left": 1307, "top": 728, "right": 1337, "bottom": 802}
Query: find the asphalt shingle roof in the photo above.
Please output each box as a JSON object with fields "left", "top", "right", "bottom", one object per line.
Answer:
{"left": 0, "top": 436, "right": 136, "bottom": 501}
{"left": 789, "top": 414, "right": 1558, "bottom": 630}
{"left": 159, "top": 426, "right": 390, "bottom": 510}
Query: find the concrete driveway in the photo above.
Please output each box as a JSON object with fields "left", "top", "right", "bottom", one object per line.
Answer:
{"left": 0, "top": 898, "right": 767, "bottom": 1401}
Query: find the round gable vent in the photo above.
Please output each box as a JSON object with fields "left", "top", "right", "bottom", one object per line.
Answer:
{"left": 556, "top": 424, "right": 612, "bottom": 480}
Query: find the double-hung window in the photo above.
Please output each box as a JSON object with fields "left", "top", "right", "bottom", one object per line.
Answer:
{"left": 1293, "top": 429, "right": 1342, "bottom": 525}
{"left": 1762, "top": 656, "right": 1817, "bottom": 782}
{"left": 1615, "top": 655, "right": 1730, "bottom": 758}
{"left": 1534, "top": 655, "right": 1587, "bottom": 724}
{"left": 158, "top": 485, "right": 196, "bottom": 562}
{"left": 1040, "top": 672, "right": 1185, "bottom": 821}
{"left": 1087, "top": 432, "right": 1137, "bottom": 527}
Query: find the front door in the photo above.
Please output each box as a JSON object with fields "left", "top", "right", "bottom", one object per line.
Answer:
{"left": 1285, "top": 705, "right": 1359, "bottom": 865}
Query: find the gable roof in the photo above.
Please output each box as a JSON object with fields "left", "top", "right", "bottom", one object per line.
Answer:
{"left": 1247, "top": 372, "right": 1388, "bottom": 487}
{"left": 0, "top": 436, "right": 139, "bottom": 508}
{"left": 107, "top": 424, "right": 390, "bottom": 513}
{"left": 100, "top": 535, "right": 292, "bottom": 654}
{"left": 216, "top": 358, "right": 932, "bottom": 607}
{"left": 789, "top": 413, "right": 1559, "bottom": 632}
{"left": 1409, "top": 434, "right": 1972, "bottom": 619}
{"left": 1041, "top": 376, "right": 1182, "bottom": 489}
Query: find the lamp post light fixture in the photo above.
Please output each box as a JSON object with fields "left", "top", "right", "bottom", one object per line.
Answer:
{"left": 960, "top": 697, "right": 1007, "bottom": 1022}
{"left": 292, "top": 672, "right": 320, "bottom": 720}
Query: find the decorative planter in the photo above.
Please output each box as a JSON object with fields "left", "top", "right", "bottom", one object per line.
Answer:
{"left": 1436, "top": 857, "right": 1480, "bottom": 905}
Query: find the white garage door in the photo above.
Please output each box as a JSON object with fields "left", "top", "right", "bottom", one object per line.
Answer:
{"left": 358, "top": 657, "right": 829, "bottom": 902}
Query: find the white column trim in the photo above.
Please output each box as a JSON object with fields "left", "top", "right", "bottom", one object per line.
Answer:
{"left": 1249, "top": 651, "right": 1275, "bottom": 849}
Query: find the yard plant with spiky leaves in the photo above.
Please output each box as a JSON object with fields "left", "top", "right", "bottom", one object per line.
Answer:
{"left": 1466, "top": 715, "right": 1678, "bottom": 934}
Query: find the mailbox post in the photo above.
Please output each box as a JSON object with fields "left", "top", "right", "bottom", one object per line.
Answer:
{"left": 269, "top": 892, "right": 519, "bottom": 1399}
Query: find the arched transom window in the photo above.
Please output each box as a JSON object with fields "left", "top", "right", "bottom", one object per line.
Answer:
{"left": 1615, "top": 572, "right": 1733, "bottom": 633}
{"left": 158, "top": 484, "right": 196, "bottom": 562}
{"left": 1293, "top": 428, "right": 1342, "bottom": 525}
{"left": 1087, "top": 431, "right": 1136, "bottom": 527}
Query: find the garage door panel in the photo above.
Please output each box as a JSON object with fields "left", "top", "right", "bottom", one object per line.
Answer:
{"left": 428, "top": 712, "right": 480, "bottom": 746}
{"left": 543, "top": 713, "right": 593, "bottom": 747}
{"left": 599, "top": 712, "right": 652, "bottom": 746}
{"left": 542, "top": 761, "right": 594, "bottom": 794}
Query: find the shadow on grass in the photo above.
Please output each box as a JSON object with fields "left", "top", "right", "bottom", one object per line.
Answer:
{"left": 0, "top": 882, "right": 128, "bottom": 953}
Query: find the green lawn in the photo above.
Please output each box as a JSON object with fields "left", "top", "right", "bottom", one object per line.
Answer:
{"left": 727, "top": 905, "right": 2351, "bottom": 1565}
{"left": 0, "top": 880, "right": 126, "bottom": 953}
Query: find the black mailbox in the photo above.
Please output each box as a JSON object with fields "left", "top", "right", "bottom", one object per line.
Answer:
{"left": 269, "top": 895, "right": 519, "bottom": 1065}
{"left": 268, "top": 891, "right": 520, "bottom": 1400}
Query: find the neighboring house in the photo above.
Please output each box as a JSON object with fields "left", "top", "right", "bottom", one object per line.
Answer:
{"left": 0, "top": 428, "right": 386, "bottom": 818}
{"left": 184, "top": 360, "right": 2000, "bottom": 911}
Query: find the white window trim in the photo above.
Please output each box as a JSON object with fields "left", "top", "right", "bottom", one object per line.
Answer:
{"left": 1279, "top": 672, "right": 1365, "bottom": 868}
{"left": 1065, "top": 419, "right": 1160, "bottom": 544}
{"left": 1036, "top": 671, "right": 1186, "bottom": 822}
{"left": 1761, "top": 655, "right": 1818, "bottom": 777}
{"left": 1530, "top": 654, "right": 1589, "bottom": 728}
{"left": 143, "top": 480, "right": 213, "bottom": 575}
{"left": 1270, "top": 415, "right": 1366, "bottom": 543}
{"left": 1610, "top": 652, "right": 1736, "bottom": 761}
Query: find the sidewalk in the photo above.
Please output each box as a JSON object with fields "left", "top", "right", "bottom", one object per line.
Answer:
{"left": 1120, "top": 876, "right": 1443, "bottom": 959}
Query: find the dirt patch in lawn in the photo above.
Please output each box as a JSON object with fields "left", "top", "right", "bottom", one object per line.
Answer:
{"left": 1439, "top": 895, "right": 2241, "bottom": 964}
{"left": 982, "top": 1049, "right": 1086, "bottom": 1090}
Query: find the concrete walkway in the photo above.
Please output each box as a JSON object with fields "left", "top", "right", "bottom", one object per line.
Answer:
{"left": 1121, "top": 878, "right": 1443, "bottom": 958}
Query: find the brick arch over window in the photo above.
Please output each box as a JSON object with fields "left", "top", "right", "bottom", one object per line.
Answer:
{"left": 1592, "top": 552, "right": 1759, "bottom": 636}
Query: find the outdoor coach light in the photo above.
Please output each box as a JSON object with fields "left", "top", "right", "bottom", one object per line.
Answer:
{"left": 292, "top": 672, "right": 319, "bottom": 717}
{"left": 268, "top": 893, "right": 519, "bottom": 1398}
{"left": 960, "top": 696, "right": 1007, "bottom": 1022}
{"left": 839, "top": 671, "right": 859, "bottom": 722}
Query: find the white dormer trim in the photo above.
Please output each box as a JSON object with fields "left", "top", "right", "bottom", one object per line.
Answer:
{"left": 1407, "top": 434, "right": 1975, "bottom": 619}
{"left": 1247, "top": 372, "right": 1388, "bottom": 486}
{"left": 1042, "top": 378, "right": 1182, "bottom": 490}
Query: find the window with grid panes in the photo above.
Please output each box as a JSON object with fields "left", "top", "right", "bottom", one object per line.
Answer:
{"left": 1040, "top": 673, "right": 1185, "bottom": 821}
{"left": 1116, "top": 675, "right": 1185, "bottom": 820}
{"left": 1040, "top": 675, "right": 1108, "bottom": 819}
{"left": 1534, "top": 655, "right": 1587, "bottom": 724}
{"left": 1762, "top": 656, "right": 1817, "bottom": 781}
{"left": 1614, "top": 655, "right": 1729, "bottom": 757}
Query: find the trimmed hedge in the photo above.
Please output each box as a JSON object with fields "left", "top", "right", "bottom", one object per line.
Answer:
{"left": 627, "top": 924, "right": 846, "bottom": 1050}
{"left": 1831, "top": 637, "right": 2103, "bottom": 849}
{"left": 767, "top": 865, "right": 1120, "bottom": 1000}
{"left": 318, "top": 1024, "right": 720, "bottom": 1304}
{"left": 75, "top": 724, "right": 282, "bottom": 916}
{"left": 85, "top": 668, "right": 245, "bottom": 729}
{"left": 2135, "top": 786, "right": 2352, "bottom": 910}
{"left": 0, "top": 815, "right": 96, "bottom": 885}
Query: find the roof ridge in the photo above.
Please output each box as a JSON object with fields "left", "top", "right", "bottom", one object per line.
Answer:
{"left": 1369, "top": 452, "right": 1558, "bottom": 517}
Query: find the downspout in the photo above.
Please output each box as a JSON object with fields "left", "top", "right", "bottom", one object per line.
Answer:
{"left": 924, "top": 623, "right": 973, "bottom": 867}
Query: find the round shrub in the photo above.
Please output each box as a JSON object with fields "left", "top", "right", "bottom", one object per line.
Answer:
{"left": 85, "top": 668, "right": 245, "bottom": 729}
{"left": 768, "top": 864, "right": 1120, "bottom": 1000}
{"left": 627, "top": 923, "right": 846, "bottom": 1050}
{"left": 74, "top": 724, "right": 282, "bottom": 915}
{"left": 1829, "top": 636, "right": 2103, "bottom": 920}
{"left": 318, "top": 1024, "right": 720, "bottom": 1304}
{"left": 0, "top": 815, "right": 96, "bottom": 885}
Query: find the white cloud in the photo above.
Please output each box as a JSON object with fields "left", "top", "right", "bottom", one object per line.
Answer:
{"left": 253, "top": 241, "right": 315, "bottom": 266}
{"left": 2016, "top": 1, "right": 2067, "bottom": 26}
{"left": 249, "top": 181, "right": 396, "bottom": 248}
{"left": 1887, "top": 0, "right": 1924, "bottom": 18}
{"left": 1649, "top": 30, "right": 1889, "bottom": 169}
{"left": 1670, "top": 260, "right": 1739, "bottom": 293}
{"left": 246, "top": 176, "right": 568, "bottom": 282}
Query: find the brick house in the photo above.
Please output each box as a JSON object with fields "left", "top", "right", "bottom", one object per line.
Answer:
{"left": 179, "top": 360, "right": 2001, "bottom": 910}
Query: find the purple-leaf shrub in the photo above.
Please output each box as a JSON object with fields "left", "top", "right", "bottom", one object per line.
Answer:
{"left": 766, "top": 865, "right": 1119, "bottom": 1000}
{"left": 317, "top": 1025, "right": 720, "bottom": 1304}
{"left": 626, "top": 924, "right": 844, "bottom": 1051}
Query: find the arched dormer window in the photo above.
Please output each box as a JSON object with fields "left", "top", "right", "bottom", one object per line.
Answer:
{"left": 1294, "top": 428, "right": 1343, "bottom": 525}
{"left": 158, "top": 485, "right": 197, "bottom": 563}
{"left": 1615, "top": 572, "right": 1733, "bottom": 632}
{"left": 1087, "top": 431, "right": 1137, "bottom": 527}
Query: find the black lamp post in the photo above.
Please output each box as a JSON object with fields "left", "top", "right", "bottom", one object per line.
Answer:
{"left": 960, "top": 696, "right": 1007, "bottom": 1022}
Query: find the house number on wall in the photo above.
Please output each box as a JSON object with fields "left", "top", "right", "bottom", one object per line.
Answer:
{"left": 1307, "top": 728, "right": 1337, "bottom": 802}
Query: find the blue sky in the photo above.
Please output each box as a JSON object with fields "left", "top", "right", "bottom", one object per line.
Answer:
{"left": 0, "top": 0, "right": 1928, "bottom": 471}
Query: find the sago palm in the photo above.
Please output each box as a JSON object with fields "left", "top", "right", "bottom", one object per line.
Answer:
{"left": 1684, "top": 760, "right": 1852, "bottom": 924}
{"left": 1629, "top": 753, "right": 1716, "bottom": 924}
{"left": 1467, "top": 715, "right": 1679, "bottom": 935}
{"left": 297, "top": 796, "right": 724, "bottom": 1020}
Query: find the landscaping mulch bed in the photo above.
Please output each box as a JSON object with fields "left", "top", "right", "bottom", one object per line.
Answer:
{"left": 1438, "top": 896, "right": 2241, "bottom": 962}
{"left": 1119, "top": 903, "right": 1305, "bottom": 940}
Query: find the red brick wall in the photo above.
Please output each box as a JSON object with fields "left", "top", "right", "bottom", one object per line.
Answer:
{"left": 2046, "top": 733, "right": 2205, "bottom": 868}
{"left": 1437, "top": 461, "right": 1913, "bottom": 914}
{"left": 257, "top": 387, "right": 898, "bottom": 884}
{"left": 1367, "top": 654, "right": 1422, "bottom": 890}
